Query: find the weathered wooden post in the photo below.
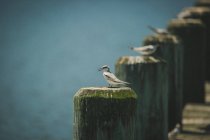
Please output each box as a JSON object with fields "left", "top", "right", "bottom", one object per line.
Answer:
{"left": 73, "top": 87, "right": 137, "bottom": 140}
{"left": 195, "top": 0, "right": 210, "bottom": 7}
{"left": 178, "top": 7, "right": 210, "bottom": 81}
{"left": 115, "top": 56, "right": 168, "bottom": 140}
{"left": 143, "top": 34, "right": 183, "bottom": 131}
{"left": 167, "top": 19, "right": 206, "bottom": 105}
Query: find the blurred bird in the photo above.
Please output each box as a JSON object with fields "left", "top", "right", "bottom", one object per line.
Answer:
{"left": 148, "top": 25, "right": 169, "bottom": 35}
{"left": 129, "top": 44, "right": 158, "bottom": 56}
{"left": 98, "top": 65, "right": 130, "bottom": 88}
{"left": 168, "top": 123, "right": 181, "bottom": 140}
{"left": 177, "top": 10, "right": 191, "bottom": 19}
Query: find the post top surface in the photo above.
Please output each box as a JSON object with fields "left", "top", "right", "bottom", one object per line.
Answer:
{"left": 80, "top": 87, "right": 131, "bottom": 90}
{"left": 168, "top": 18, "right": 204, "bottom": 28}
{"left": 116, "top": 56, "right": 165, "bottom": 65}
{"left": 183, "top": 6, "right": 210, "bottom": 14}
{"left": 74, "top": 87, "right": 137, "bottom": 99}
{"left": 143, "top": 34, "right": 179, "bottom": 45}
{"left": 195, "top": 0, "right": 210, "bottom": 6}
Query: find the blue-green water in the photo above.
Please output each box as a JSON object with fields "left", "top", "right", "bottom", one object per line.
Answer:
{"left": 0, "top": 0, "right": 195, "bottom": 139}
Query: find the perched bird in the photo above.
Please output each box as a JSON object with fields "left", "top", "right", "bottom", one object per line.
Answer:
{"left": 168, "top": 123, "right": 181, "bottom": 140}
{"left": 129, "top": 44, "right": 158, "bottom": 56}
{"left": 98, "top": 65, "right": 130, "bottom": 88}
{"left": 177, "top": 10, "right": 192, "bottom": 19}
{"left": 148, "top": 25, "right": 169, "bottom": 35}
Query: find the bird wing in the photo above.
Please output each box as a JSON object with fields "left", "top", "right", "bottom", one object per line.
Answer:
{"left": 158, "top": 28, "right": 168, "bottom": 34}
{"left": 104, "top": 72, "right": 129, "bottom": 84}
{"left": 177, "top": 10, "right": 190, "bottom": 19}
{"left": 133, "top": 45, "right": 153, "bottom": 52}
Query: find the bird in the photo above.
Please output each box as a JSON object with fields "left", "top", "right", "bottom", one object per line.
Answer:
{"left": 98, "top": 65, "right": 130, "bottom": 88}
{"left": 177, "top": 10, "right": 192, "bottom": 19}
{"left": 129, "top": 44, "right": 158, "bottom": 56}
{"left": 168, "top": 123, "right": 181, "bottom": 140}
{"left": 148, "top": 25, "right": 169, "bottom": 35}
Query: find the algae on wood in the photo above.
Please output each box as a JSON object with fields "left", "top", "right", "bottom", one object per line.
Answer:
{"left": 115, "top": 56, "right": 168, "bottom": 140}
{"left": 73, "top": 87, "right": 137, "bottom": 140}
{"left": 143, "top": 34, "right": 183, "bottom": 131}
{"left": 178, "top": 7, "right": 210, "bottom": 81}
{"left": 167, "top": 19, "right": 206, "bottom": 105}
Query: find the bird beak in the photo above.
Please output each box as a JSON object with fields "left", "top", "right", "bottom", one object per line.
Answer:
{"left": 98, "top": 67, "right": 102, "bottom": 71}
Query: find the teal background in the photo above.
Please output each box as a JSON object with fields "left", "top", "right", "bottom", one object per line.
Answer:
{"left": 0, "top": 0, "right": 195, "bottom": 139}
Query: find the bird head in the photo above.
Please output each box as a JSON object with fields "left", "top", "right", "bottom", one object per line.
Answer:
{"left": 98, "top": 65, "right": 110, "bottom": 72}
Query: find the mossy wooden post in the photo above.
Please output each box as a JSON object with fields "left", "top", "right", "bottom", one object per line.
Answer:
{"left": 73, "top": 87, "right": 137, "bottom": 140}
{"left": 195, "top": 0, "right": 210, "bottom": 7}
{"left": 143, "top": 34, "right": 183, "bottom": 131}
{"left": 167, "top": 19, "right": 206, "bottom": 105}
{"left": 115, "top": 56, "right": 168, "bottom": 140}
{"left": 178, "top": 7, "right": 210, "bottom": 81}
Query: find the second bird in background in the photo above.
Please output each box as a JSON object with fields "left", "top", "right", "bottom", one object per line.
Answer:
{"left": 129, "top": 44, "right": 158, "bottom": 56}
{"left": 148, "top": 25, "right": 169, "bottom": 35}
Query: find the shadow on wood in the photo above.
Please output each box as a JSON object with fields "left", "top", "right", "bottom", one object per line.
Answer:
{"left": 178, "top": 7, "right": 210, "bottom": 81}
{"left": 115, "top": 56, "right": 168, "bottom": 140}
{"left": 143, "top": 34, "right": 183, "bottom": 131}
{"left": 167, "top": 19, "right": 206, "bottom": 105}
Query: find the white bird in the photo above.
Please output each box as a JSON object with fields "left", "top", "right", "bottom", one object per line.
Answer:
{"left": 98, "top": 65, "right": 130, "bottom": 88}
{"left": 177, "top": 10, "right": 192, "bottom": 19}
{"left": 168, "top": 123, "right": 181, "bottom": 140}
{"left": 148, "top": 25, "right": 169, "bottom": 35}
{"left": 129, "top": 44, "right": 158, "bottom": 56}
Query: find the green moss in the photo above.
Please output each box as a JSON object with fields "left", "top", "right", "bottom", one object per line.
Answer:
{"left": 74, "top": 87, "right": 137, "bottom": 99}
{"left": 73, "top": 87, "right": 137, "bottom": 140}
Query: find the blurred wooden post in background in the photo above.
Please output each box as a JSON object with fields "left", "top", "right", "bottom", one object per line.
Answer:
{"left": 115, "top": 56, "right": 168, "bottom": 140}
{"left": 143, "top": 34, "right": 183, "bottom": 131}
{"left": 167, "top": 19, "right": 206, "bottom": 106}
{"left": 195, "top": 0, "right": 210, "bottom": 7}
{"left": 73, "top": 87, "right": 137, "bottom": 140}
{"left": 178, "top": 7, "right": 210, "bottom": 81}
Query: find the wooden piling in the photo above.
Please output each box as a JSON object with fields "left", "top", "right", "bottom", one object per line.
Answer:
{"left": 143, "top": 34, "right": 183, "bottom": 131}
{"left": 73, "top": 87, "right": 137, "bottom": 140}
{"left": 167, "top": 19, "right": 206, "bottom": 105}
{"left": 178, "top": 7, "right": 210, "bottom": 81}
{"left": 195, "top": 0, "right": 210, "bottom": 7}
{"left": 115, "top": 56, "right": 168, "bottom": 140}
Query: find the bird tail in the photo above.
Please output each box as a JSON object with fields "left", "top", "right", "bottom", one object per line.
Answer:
{"left": 147, "top": 25, "right": 157, "bottom": 33}
{"left": 122, "top": 81, "right": 131, "bottom": 85}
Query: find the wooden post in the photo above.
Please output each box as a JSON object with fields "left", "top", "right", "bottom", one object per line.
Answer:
{"left": 73, "top": 87, "right": 137, "bottom": 140}
{"left": 195, "top": 0, "right": 210, "bottom": 7}
{"left": 115, "top": 56, "right": 168, "bottom": 140}
{"left": 167, "top": 19, "right": 206, "bottom": 105}
{"left": 178, "top": 7, "right": 210, "bottom": 81}
{"left": 143, "top": 34, "right": 183, "bottom": 131}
